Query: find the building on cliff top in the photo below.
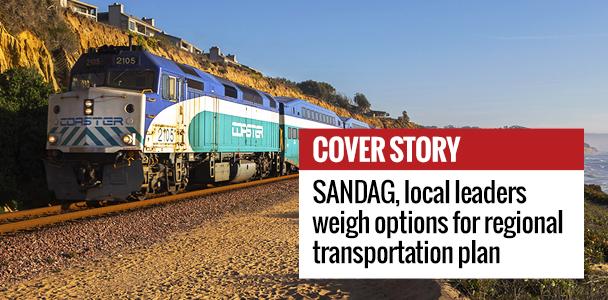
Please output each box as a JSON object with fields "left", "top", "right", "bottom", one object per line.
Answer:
{"left": 97, "top": 3, "right": 202, "bottom": 55}
{"left": 365, "top": 110, "right": 390, "bottom": 118}
{"left": 208, "top": 46, "right": 239, "bottom": 65}
{"left": 59, "top": 0, "right": 97, "bottom": 20}
{"left": 162, "top": 33, "right": 203, "bottom": 55}
{"left": 98, "top": 3, "right": 161, "bottom": 37}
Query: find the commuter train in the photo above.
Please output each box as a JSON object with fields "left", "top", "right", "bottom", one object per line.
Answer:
{"left": 44, "top": 45, "right": 370, "bottom": 202}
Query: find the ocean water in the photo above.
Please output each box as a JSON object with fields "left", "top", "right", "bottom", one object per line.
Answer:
{"left": 585, "top": 134, "right": 608, "bottom": 192}
{"left": 585, "top": 153, "right": 608, "bottom": 192}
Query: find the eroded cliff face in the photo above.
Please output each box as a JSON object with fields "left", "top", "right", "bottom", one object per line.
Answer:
{"left": 0, "top": 23, "right": 58, "bottom": 90}
{"left": 1, "top": 12, "right": 415, "bottom": 128}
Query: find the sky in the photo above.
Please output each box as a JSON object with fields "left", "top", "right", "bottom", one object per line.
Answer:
{"left": 86, "top": 0, "right": 608, "bottom": 132}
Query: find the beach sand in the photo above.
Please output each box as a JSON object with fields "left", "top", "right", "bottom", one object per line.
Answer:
{"left": 2, "top": 196, "right": 465, "bottom": 299}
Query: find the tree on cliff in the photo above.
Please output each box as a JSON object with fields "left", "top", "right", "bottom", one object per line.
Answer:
{"left": 331, "top": 93, "right": 351, "bottom": 108}
{"left": 0, "top": 67, "right": 52, "bottom": 210}
{"left": 296, "top": 80, "right": 336, "bottom": 101}
{"left": 354, "top": 93, "right": 371, "bottom": 112}
{"left": 399, "top": 110, "right": 410, "bottom": 123}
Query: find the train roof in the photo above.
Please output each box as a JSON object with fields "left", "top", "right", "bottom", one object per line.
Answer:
{"left": 275, "top": 97, "right": 339, "bottom": 116}
{"left": 73, "top": 46, "right": 278, "bottom": 111}
{"left": 340, "top": 116, "right": 371, "bottom": 128}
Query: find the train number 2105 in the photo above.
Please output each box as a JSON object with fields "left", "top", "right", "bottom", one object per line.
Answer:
{"left": 115, "top": 56, "right": 137, "bottom": 65}
{"left": 156, "top": 128, "right": 175, "bottom": 143}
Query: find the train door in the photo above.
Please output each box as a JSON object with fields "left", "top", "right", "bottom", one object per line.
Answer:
{"left": 151, "top": 73, "right": 182, "bottom": 153}
{"left": 212, "top": 96, "right": 219, "bottom": 152}
{"left": 251, "top": 106, "right": 258, "bottom": 149}
{"left": 278, "top": 103, "right": 286, "bottom": 173}
{"left": 175, "top": 79, "right": 186, "bottom": 152}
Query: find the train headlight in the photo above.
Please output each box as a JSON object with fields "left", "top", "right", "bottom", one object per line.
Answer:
{"left": 122, "top": 134, "right": 134, "bottom": 145}
{"left": 48, "top": 134, "right": 58, "bottom": 144}
{"left": 84, "top": 99, "right": 94, "bottom": 115}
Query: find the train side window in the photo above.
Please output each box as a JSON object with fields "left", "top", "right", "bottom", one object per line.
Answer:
{"left": 289, "top": 128, "right": 297, "bottom": 139}
{"left": 223, "top": 84, "right": 238, "bottom": 98}
{"left": 188, "top": 79, "right": 204, "bottom": 91}
{"left": 178, "top": 79, "right": 182, "bottom": 100}
{"left": 288, "top": 127, "right": 293, "bottom": 139}
{"left": 162, "top": 74, "right": 177, "bottom": 101}
{"left": 239, "top": 85, "right": 263, "bottom": 105}
{"left": 264, "top": 93, "right": 277, "bottom": 109}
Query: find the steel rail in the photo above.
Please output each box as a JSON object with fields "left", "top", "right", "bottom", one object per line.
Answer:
{"left": 0, "top": 174, "right": 298, "bottom": 234}
{"left": 0, "top": 202, "right": 87, "bottom": 223}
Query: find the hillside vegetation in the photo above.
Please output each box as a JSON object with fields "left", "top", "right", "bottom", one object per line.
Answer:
{"left": 451, "top": 185, "right": 608, "bottom": 299}
{"left": 0, "top": 0, "right": 416, "bottom": 129}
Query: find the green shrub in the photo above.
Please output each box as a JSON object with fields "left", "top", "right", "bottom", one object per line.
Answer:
{"left": 585, "top": 185, "right": 608, "bottom": 205}
{"left": 0, "top": 67, "right": 52, "bottom": 209}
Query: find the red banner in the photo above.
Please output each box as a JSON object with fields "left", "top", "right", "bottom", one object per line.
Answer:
{"left": 298, "top": 129, "right": 583, "bottom": 170}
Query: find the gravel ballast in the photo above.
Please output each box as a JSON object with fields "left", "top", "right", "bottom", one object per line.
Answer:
{"left": 0, "top": 179, "right": 298, "bottom": 287}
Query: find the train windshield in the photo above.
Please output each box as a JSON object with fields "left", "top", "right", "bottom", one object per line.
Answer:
{"left": 108, "top": 70, "right": 155, "bottom": 91}
{"left": 71, "top": 70, "right": 155, "bottom": 91}
{"left": 72, "top": 72, "right": 105, "bottom": 90}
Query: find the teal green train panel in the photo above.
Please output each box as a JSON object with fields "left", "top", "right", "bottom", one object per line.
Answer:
{"left": 188, "top": 111, "right": 215, "bottom": 151}
{"left": 188, "top": 111, "right": 279, "bottom": 153}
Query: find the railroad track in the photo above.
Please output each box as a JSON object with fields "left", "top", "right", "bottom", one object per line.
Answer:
{"left": 0, "top": 202, "right": 89, "bottom": 225}
{"left": 0, "top": 174, "right": 298, "bottom": 234}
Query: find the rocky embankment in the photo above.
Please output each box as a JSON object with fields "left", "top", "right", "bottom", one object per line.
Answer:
{"left": 0, "top": 179, "right": 463, "bottom": 299}
{"left": 585, "top": 143, "right": 598, "bottom": 154}
{"left": 0, "top": 180, "right": 297, "bottom": 285}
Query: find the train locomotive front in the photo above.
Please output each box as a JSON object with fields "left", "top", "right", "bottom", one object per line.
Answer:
{"left": 45, "top": 46, "right": 283, "bottom": 202}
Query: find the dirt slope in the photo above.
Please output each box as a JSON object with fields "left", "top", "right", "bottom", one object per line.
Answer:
{"left": 0, "top": 24, "right": 57, "bottom": 90}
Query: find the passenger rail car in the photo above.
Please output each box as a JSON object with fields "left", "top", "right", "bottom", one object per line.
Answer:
{"left": 340, "top": 117, "right": 371, "bottom": 129}
{"left": 44, "top": 46, "right": 369, "bottom": 202}
{"left": 276, "top": 97, "right": 342, "bottom": 168}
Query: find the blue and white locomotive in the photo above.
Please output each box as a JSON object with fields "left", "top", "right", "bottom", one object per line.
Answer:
{"left": 44, "top": 45, "right": 369, "bottom": 201}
